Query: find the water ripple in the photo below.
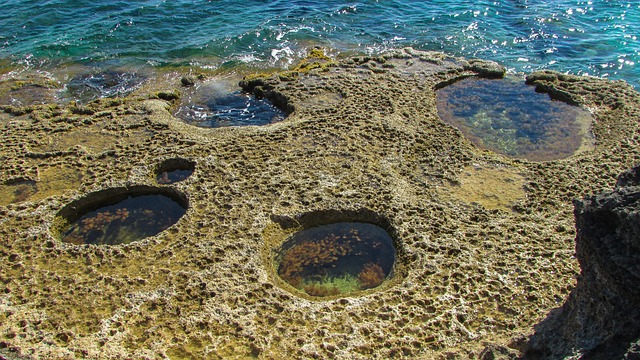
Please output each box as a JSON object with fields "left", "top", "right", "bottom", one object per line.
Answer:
{"left": 0, "top": 0, "right": 637, "bottom": 87}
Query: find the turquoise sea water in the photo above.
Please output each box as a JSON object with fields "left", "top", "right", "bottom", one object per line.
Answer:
{"left": 0, "top": 0, "right": 638, "bottom": 87}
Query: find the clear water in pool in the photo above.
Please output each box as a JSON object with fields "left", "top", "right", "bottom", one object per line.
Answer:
{"left": 436, "top": 76, "right": 594, "bottom": 161}
{"left": 61, "top": 194, "right": 186, "bottom": 245}
{"left": 276, "top": 222, "right": 396, "bottom": 297}
{"left": 175, "top": 80, "right": 286, "bottom": 128}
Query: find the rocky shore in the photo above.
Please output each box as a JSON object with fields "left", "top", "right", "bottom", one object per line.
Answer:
{"left": 525, "top": 165, "right": 640, "bottom": 359}
{"left": 1, "top": 49, "right": 639, "bottom": 359}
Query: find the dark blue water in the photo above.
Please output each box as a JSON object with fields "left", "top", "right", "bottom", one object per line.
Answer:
{"left": 157, "top": 169, "right": 192, "bottom": 184}
{"left": 1, "top": 1, "right": 638, "bottom": 87}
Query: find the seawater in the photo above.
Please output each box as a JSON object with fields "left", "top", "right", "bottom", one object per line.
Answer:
{"left": 175, "top": 78, "right": 286, "bottom": 127}
{"left": 0, "top": 1, "right": 638, "bottom": 87}
{"left": 276, "top": 222, "right": 396, "bottom": 297}
{"left": 60, "top": 194, "right": 187, "bottom": 245}
{"left": 437, "top": 76, "right": 595, "bottom": 161}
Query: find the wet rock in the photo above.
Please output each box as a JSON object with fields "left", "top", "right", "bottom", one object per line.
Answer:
{"left": 526, "top": 164, "right": 640, "bottom": 359}
{"left": 463, "top": 59, "right": 506, "bottom": 79}
{"left": 0, "top": 75, "right": 61, "bottom": 106}
{"left": 154, "top": 90, "right": 180, "bottom": 101}
{"left": 479, "top": 344, "right": 518, "bottom": 360}
{"left": 181, "top": 76, "right": 196, "bottom": 87}
{"left": 65, "top": 69, "right": 146, "bottom": 103}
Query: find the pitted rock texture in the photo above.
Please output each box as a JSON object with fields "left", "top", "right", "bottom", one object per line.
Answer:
{"left": 526, "top": 165, "right": 640, "bottom": 359}
{"left": 1, "top": 48, "right": 639, "bottom": 359}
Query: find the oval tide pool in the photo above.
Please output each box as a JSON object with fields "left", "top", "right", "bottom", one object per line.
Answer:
{"left": 276, "top": 222, "right": 396, "bottom": 297}
{"left": 436, "top": 76, "right": 594, "bottom": 161}
{"left": 60, "top": 194, "right": 187, "bottom": 245}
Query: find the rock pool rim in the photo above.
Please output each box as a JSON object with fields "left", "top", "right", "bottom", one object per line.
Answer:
{"left": 270, "top": 208, "right": 394, "bottom": 231}
{"left": 265, "top": 208, "right": 405, "bottom": 300}
{"left": 3, "top": 176, "right": 37, "bottom": 186}
{"left": 434, "top": 72, "right": 505, "bottom": 91}
{"left": 52, "top": 185, "right": 189, "bottom": 245}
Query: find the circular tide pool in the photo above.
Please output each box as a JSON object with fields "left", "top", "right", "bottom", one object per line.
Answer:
{"left": 275, "top": 222, "right": 396, "bottom": 297}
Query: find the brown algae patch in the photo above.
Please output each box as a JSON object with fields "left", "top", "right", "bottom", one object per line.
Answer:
{"left": 55, "top": 187, "right": 188, "bottom": 245}
{"left": 436, "top": 76, "right": 595, "bottom": 161}
{"left": 0, "top": 179, "right": 38, "bottom": 205}
{"left": 275, "top": 222, "right": 396, "bottom": 297}
{"left": 448, "top": 165, "right": 526, "bottom": 212}
{"left": 0, "top": 166, "right": 82, "bottom": 205}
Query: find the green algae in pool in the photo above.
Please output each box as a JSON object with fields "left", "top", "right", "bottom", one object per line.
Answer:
{"left": 276, "top": 222, "right": 396, "bottom": 297}
{"left": 436, "top": 76, "right": 594, "bottom": 161}
{"left": 61, "top": 195, "right": 186, "bottom": 245}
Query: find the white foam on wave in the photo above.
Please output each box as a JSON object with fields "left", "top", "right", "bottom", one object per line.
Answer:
{"left": 271, "top": 47, "right": 294, "bottom": 62}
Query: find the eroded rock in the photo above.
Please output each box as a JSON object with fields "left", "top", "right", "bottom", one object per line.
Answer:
{"left": 526, "top": 164, "right": 640, "bottom": 359}
{"left": 0, "top": 48, "right": 639, "bottom": 359}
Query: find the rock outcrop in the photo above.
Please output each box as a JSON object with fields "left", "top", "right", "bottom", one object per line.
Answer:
{"left": 526, "top": 165, "right": 640, "bottom": 359}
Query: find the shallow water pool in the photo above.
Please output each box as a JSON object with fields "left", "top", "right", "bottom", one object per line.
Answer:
{"left": 276, "top": 222, "right": 396, "bottom": 297}
{"left": 436, "top": 76, "right": 594, "bottom": 161}
{"left": 60, "top": 194, "right": 186, "bottom": 245}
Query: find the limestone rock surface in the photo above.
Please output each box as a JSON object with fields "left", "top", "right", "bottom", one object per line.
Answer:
{"left": 0, "top": 49, "right": 639, "bottom": 359}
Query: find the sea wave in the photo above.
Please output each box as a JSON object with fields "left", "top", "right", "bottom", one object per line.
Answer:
{"left": 0, "top": 0, "right": 637, "bottom": 87}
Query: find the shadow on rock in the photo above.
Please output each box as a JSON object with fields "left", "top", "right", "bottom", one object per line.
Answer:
{"left": 524, "top": 165, "right": 640, "bottom": 359}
